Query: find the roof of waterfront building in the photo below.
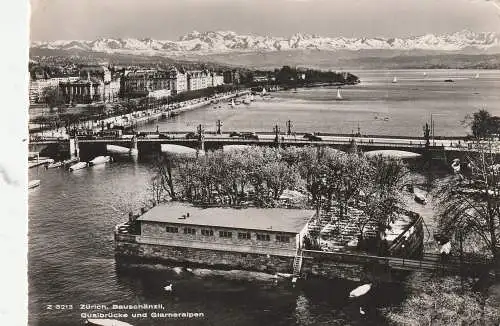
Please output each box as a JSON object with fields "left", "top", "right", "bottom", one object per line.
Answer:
{"left": 137, "top": 203, "right": 315, "bottom": 233}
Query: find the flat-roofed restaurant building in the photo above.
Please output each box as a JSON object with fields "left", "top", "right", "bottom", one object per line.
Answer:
{"left": 115, "top": 203, "right": 315, "bottom": 273}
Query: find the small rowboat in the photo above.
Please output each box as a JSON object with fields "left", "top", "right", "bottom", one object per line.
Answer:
{"left": 46, "top": 161, "right": 63, "bottom": 169}
{"left": 88, "top": 156, "right": 111, "bottom": 166}
{"left": 28, "top": 180, "right": 40, "bottom": 189}
{"left": 69, "top": 162, "right": 87, "bottom": 171}
{"left": 349, "top": 283, "right": 372, "bottom": 298}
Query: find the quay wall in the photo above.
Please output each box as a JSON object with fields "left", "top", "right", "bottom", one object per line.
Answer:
{"left": 301, "top": 250, "right": 392, "bottom": 282}
{"left": 115, "top": 234, "right": 393, "bottom": 281}
{"left": 115, "top": 236, "right": 294, "bottom": 274}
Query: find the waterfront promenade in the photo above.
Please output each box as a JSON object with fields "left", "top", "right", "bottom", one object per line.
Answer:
{"left": 29, "top": 90, "right": 250, "bottom": 138}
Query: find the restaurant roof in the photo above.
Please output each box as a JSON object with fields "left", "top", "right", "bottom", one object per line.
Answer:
{"left": 137, "top": 203, "right": 315, "bottom": 234}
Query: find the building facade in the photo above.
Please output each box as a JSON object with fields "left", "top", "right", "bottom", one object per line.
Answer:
{"left": 187, "top": 70, "right": 210, "bottom": 91}
{"left": 211, "top": 73, "right": 224, "bottom": 87}
{"left": 29, "top": 77, "right": 77, "bottom": 105}
{"left": 59, "top": 65, "right": 119, "bottom": 104}
{"left": 115, "top": 204, "right": 314, "bottom": 273}
{"left": 120, "top": 70, "right": 170, "bottom": 98}
{"left": 169, "top": 68, "right": 188, "bottom": 95}
{"left": 223, "top": 70, "right": 240, "bottom": 84}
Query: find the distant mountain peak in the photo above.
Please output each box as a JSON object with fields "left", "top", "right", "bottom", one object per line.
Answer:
{"left": 31, "top": 30, "right": 500, "bottom": 57}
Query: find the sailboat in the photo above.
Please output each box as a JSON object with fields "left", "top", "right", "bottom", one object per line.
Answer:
{"left": 336, "top": 87, "right": 343, "bottom": 100}
{"left": 475, "top": 73, "right": 480, "bottom": 79}
{"left": 250, "top": 94, "right": 255, "bottom": 101}
{"left": 392, "top": 76, "right": 398, "bottom": 83}
{"left": 261, "top": 88, "right": 267, "bottom": 96}
{"left": 229, "top": 99, "right": 236, "bottom": 107}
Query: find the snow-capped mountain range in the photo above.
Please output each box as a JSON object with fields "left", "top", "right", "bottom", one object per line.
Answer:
{"left": 31, "top": 30, "right": 500, "bottom": 56}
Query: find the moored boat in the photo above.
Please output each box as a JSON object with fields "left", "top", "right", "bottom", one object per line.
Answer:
{"left": 28, "top": 180, "right": 40, "bottom": 189}
{"left": 46, "top": 161, "right": 63, "bottom": 169}
{"left": 69, "top": 161, "right": 87, "bottom": 171}
{"left": 414, "top": 192, "right": 427, "bottom": 205}
{"left": 63, "top": 157, "right": 80, "bottom": 168}
{"left": 88, "top": 156, "right": 111, "bottom": 166}
{"left": 392, "top": 76, "right": 398, "bottom": 83}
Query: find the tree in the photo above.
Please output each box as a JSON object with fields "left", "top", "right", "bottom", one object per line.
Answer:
{"left": 435, "top": 141, "right": 500, "bottom": 270}
{"left": 386, "top": 276, "right": 500, "bottom": 325}
{"left": 464, "top": 109, "right": 499, "bottom": 139}
{"left": 357, "top": 155, "right": 410, "bottom": 249}
{"left": 41, "top": 86, "right": 65, "bottom": 108}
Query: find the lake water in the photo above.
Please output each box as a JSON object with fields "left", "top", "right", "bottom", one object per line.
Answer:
{"left": 140, "top": 69, "right": 500, "bottom": 137}
{"left": 28, "top": 69, "right": 498, "bottom": 325}
{"left": 29, "top": 162, "right": 409, "bottom": 326}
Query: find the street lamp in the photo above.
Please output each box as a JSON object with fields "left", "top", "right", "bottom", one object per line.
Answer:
{"left": 430, "top": 113, "right": 445, "bottom": 146}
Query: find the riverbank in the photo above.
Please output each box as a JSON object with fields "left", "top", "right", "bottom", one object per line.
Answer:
{"left": 384, "top": 272, "right": 500, "bottom": 325}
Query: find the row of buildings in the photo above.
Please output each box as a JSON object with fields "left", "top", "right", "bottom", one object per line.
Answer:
{"left": 120, "top": 68, "right": 224, "bottom": 99}
{"left": 29, "top": 65, "right": 227, "bottom": 106}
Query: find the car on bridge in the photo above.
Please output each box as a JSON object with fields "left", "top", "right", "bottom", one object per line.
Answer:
{"left": 159, "top": 133, "right": 171, "bottom": 139}
{"left": 229, "top": 132, "right": 259, "bottom": 140}
{"left": 185, "top": 132, "right": 198, "bottom": 139}
{"left": 241, "top": 132, "right": 259, "bottom": 140}
{"left": 303, "top": 133, "right": 322, "bottom": 141}
{"left": 229, "top": 131, "right": 242, "bottom": 138}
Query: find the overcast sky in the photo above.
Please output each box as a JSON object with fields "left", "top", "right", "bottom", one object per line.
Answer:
{"left": 30, "top": 0, "right": 500, "bottom": 41}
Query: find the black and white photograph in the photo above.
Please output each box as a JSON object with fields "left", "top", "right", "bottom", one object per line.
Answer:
{"left": 22, "top": 0, "right": 500, "bottom": 325}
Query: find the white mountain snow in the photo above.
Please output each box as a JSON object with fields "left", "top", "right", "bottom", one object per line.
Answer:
{"left": 31, "top": 30, "right": 500, "bottom": 56}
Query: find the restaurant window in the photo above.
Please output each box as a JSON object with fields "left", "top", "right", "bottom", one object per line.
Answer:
{"left": 276, "top": 235, "right": 290, "bottom": 243}
{"left": 238, "top": 232, "right": 251, "bottom": 240}
{"left": 166, "top": 226, "right": 178, "bottom": 233}
{"left": 219, "top": 231, "right": 232, "bottom": 238}
{"left": 183, "top": 227, "right": 196, "bottom": 235}
{"left": 201, "top": 229, "right": 214, "bottom": 236}
{"left": 256, "top": 233, "right": 270, "bottom": 241}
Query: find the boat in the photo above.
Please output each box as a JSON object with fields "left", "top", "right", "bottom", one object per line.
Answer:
{"left": 46, "top": 161, "right": 63, "bottom": 169}
{"left": 28, "top": 180, "right": 40, "bottom": 189}
{"left": 423, "top": 72, "right": 427, "bottom": 77}
{"left": 336, "top": 87, "right": 343, "bottom": 100}
{"left": 392, "top": 76, "right": 398, "bottom": 83}
{"left": 229, "top": 99, "right": 236, "bottom": 107}
{"left": 63, "top": 157, "right": 79, "bottom": 168}
{"left": 444, "top": 79, "right": 454, "bottom": 83}
{"left": 276, "top": 272, "right": 293, "bottom": 279}
{"left": 88, "top": 156, "right": 111, "bottom": 166}
{"left": 414, "top": 192, "right": 427, "bottom": 205}
{"left": 349, "top": 283, "right": 372, "bottom": 298}
{"left": 243, "top": 96, "right": 251, "bottom": 104}
{"left": 69, "top": 161, "right": 87, "bottom": 171}
{"left": 261, "top": 88, "right": 268, "bottom": 96}
{"left": 475, "top": 73, "right": 480, "bottom": 79}
{"left": 85, "top": 319, "right": 134, "bottom": 326}
{"left": 250, "top": 94, "right": 255, "bottom": 101}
